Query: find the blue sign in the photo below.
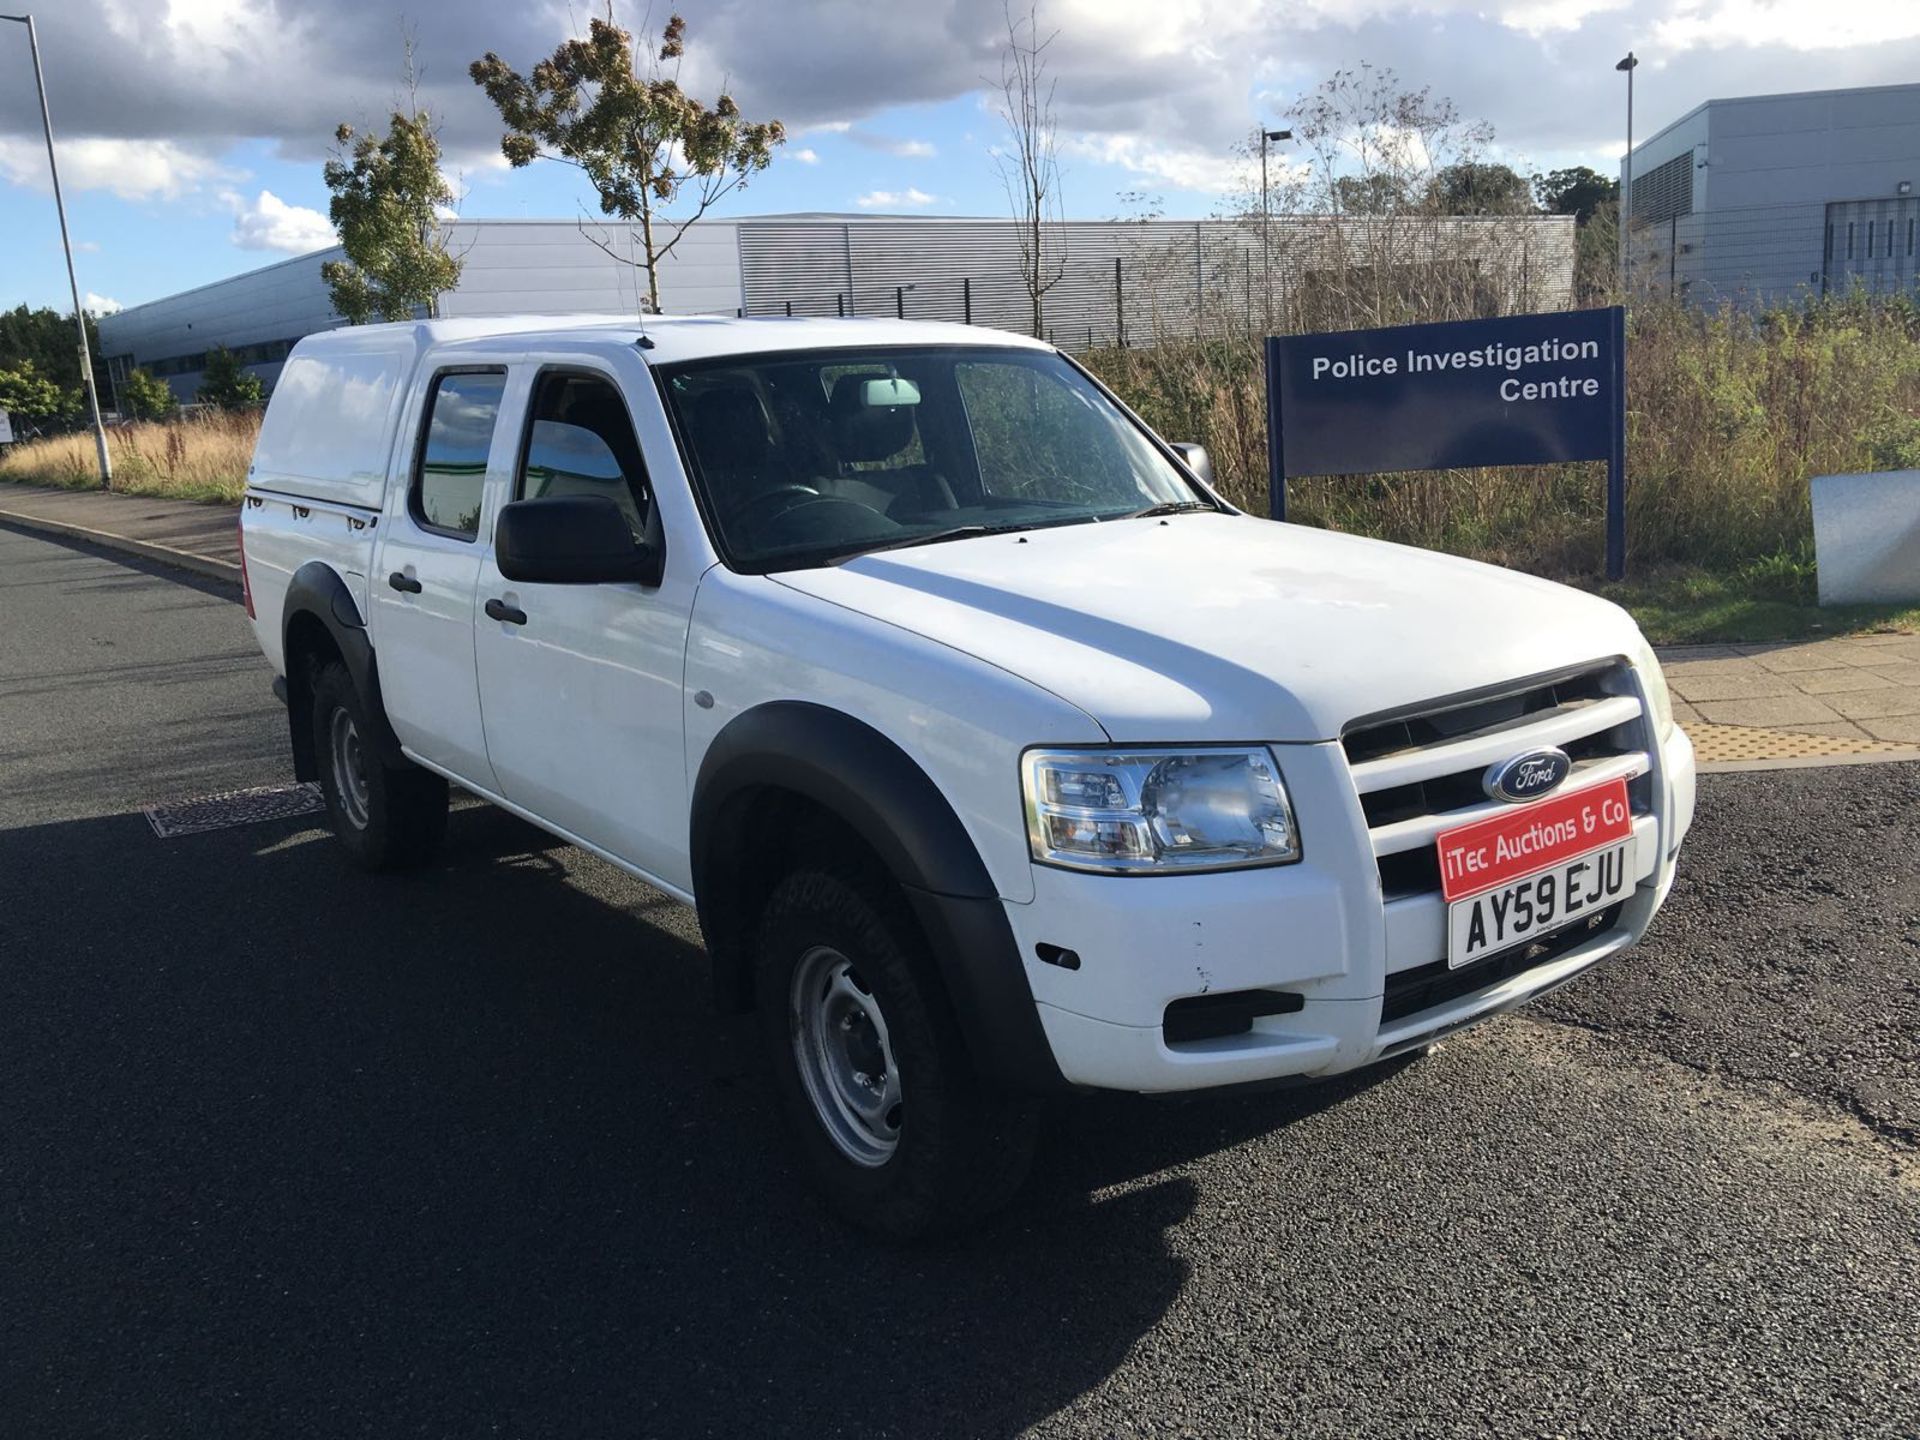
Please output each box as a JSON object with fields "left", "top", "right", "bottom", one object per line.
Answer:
{"left": 1263, "top": 306, "right": 1629, "bottom": 577}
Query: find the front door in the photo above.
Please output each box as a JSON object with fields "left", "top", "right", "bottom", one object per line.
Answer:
{"left": 472, "top": 365, "right": 694, "bottom": 889}
{"left": 370, "top": 366, "right": 508, "bottom": 791}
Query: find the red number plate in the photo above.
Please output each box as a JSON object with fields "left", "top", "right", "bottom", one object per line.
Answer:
{"left": 1436, "top": 778, "right": 1634, "bottom": 903}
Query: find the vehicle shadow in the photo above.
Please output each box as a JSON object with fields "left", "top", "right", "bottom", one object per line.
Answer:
{"left": 0, "top": 802, "right": 1385, "bottom": 1439}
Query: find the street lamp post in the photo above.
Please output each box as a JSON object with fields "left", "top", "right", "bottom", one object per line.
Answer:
{"left": 1260, "top": 127, "right": 1291, "bottom": 333}
{"left": 1616, "top": 52, "right": 1638, "bottom": 302}
{"left": 3, "top": 11, "right": 112, "bottom": 488}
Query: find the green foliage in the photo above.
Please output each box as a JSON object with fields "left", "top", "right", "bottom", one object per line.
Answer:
{"left": 321, "top": 107, "right": 463, "bottom": 324}
{"left": 1331, "top": 172, "right": 1410, "bottom": 215}
{"left": 1082, "top": 294, "right": 1920, "bottom": 584}
{"left": 1533, "top": 166, "right": 1618, "bottom": 224}
{"left": 1426, "top": 162, "right": 1532, "bottom": 215}
{"left": 471, "top": 13, "right": 784, "bottom": 311}
{"left": 119, "top": 367, "right": 176, "bottom": 422}
{"left": 196, "top": 347, "right": 266, "bottom": 412}
{"left": 0, "top": 358, "right": 72, "bottom": 424}
{"left": 0, "top": 305, "right": 99, "bottom": 410}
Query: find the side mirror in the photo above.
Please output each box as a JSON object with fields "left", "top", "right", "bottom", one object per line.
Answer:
{"left": 494, "top": 495, "right": 661, "bottom": 586}
{"left": 1168, "top": 442, "right": 1214, "bottom": 486}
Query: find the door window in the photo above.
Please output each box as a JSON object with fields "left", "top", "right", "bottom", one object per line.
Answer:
{"left": 518, "top": 372, "right": 652, "bottom": 542}
{"left": 413, "top": 370, "right": 506, "bottom": 539}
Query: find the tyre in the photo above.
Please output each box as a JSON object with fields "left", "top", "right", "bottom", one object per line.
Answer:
{"left": 755, "top": 865, "right": 1040, "bottom": 1239}
{"left": 310, "top": 660, "right": 448, "bottom": 872}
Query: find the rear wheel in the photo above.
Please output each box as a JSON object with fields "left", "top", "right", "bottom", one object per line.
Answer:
{"left": 756, "top": 865, "right": 1039, "bottom": 1239}
{"left": 310, "top": 660, "right": 447, "bottom": 871}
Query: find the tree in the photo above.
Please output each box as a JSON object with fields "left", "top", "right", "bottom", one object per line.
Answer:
{"left": 0, "top": 304, "right": 101, "bottom": 413}
{"left": 0, "top": 359, "right": 69, "bottom": 425}
{"left": 197, "top": 347, "right": 266, "bottom": 411}
{"left": 471, "top": 13, "right": 784, "bottom": 315}
{"left": 1332, "top": 172, "right": 1412, "bottom": 216}
{"left": 120, "top": 367, "right": 176, "bottom": 422}
{"left": 1533, "top": 165, "right": 1618, "bottom": 225}
{"left": 321, "top": 38, "right": 464, "bottom": 326}
{"left": 1427, "top": 162, "right": 1532, "bottom": 215}
{"left": 992, "top": 0, "right": 1065, "bottom": 338}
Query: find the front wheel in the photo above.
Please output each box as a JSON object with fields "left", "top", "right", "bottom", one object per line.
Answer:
{"left": 310, "top": 660, "right": 448, "bottom": 872}
{"left": 756, "top": 866, "right": 1039, "bottom": 1239}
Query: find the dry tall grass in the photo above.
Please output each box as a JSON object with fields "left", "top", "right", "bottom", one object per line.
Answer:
{"left": 0, "top": 411, "right": 257, "bottom": 504}
{"left": 1085, "top": 294, "right": 1920, "bottom": 579}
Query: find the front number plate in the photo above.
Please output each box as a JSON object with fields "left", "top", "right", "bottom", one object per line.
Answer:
{"left": 1446, "top": 840, "right": 1634, "bottom": 968}
{"left": 1437, "top": 777, "right": 1637, "bottom": 970}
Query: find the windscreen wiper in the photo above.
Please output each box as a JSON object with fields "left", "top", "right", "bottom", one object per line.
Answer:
{"left": 1114, "top": 500, "right": 1215, "bottom": 520}
{"left": 826, "top": 522, "right": 1035, "bottom": 564}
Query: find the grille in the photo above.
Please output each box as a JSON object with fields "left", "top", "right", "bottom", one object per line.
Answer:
{"left": 1344, "top": 661, "right": 1653, "bottom": 902}
{"left": 1381, "top": 904, "right": 1622, "bottom": 1024}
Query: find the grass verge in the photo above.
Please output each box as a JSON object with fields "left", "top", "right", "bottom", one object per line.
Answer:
{"left": 1603, "top": 558, "right": 1920, "bottom": 646}
{"left": 0, "top": 415, "right": 252, "bottom": 504}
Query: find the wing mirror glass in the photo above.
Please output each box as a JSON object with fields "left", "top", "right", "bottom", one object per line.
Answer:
{"left": 1169, "top": 442, "right": 1214, "bottom": 486}
{"left": 494, "top": 495, "right": 661, "bottom": 586}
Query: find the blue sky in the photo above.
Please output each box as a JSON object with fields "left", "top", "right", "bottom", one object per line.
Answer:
{"left": 4, "top": 0, "right": 1919, "bottom": 316}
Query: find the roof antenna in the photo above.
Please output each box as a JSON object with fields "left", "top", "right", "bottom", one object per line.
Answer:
{"left": 635, "top": 297, "right": 655, "bottom": 350}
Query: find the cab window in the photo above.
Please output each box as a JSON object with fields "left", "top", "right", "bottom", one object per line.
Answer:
{"left": 518, "top": 372, "right": 652, "bottom": 542}
{"left": 412, "top": 370, "right": 506, "bottom": 539}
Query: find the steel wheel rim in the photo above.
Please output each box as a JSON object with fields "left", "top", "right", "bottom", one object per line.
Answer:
{"left": 789, "top": 945, "right": 902, "bottom": 1168}
{"left": 328, "top": 706, "right": 370, "bottom": 830}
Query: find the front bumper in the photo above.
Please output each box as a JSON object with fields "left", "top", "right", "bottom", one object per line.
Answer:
{"left": 1007, "top": 723, "right": 1696, "bottom": 1093}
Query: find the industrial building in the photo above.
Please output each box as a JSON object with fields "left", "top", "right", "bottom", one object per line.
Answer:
{"left": 96, "top": 211, "right": 1575, "bottom": 404}
{"left": 1624, "top": 81, "right": 1920, "bottom": 304}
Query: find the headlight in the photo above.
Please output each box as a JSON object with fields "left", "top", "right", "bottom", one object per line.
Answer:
{"left": 1631, "top": 636, "right": 1676, "bottom": 739}
{"left": 1021, "top": 747, "right": 1301, "bottom": 873}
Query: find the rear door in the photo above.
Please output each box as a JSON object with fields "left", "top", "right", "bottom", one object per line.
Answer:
{"left": 471, "top": 357, "right": 696, "bottom": 888}
{"left": 370, "top": 364, "right": 511, "bottom": 790}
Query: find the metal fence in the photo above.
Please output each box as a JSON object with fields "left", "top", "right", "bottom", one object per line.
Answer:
{"left": 736, "top": 216, "right": 1577, "bottom": 350}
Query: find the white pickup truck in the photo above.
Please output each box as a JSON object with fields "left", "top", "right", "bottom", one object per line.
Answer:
{"left": 240, "top": 315, "right": 1694, "bottom": 1236}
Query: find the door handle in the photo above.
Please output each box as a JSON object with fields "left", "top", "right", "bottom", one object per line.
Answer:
{"left": 485, "top": 597, "right": 528, "bottom": 626}
{"left": 387, "top": 571, "right": 422, "bottom": 594}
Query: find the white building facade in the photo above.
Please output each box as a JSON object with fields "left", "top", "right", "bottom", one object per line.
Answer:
{"left": 99, "top": 212, "right": 1575, "bottom": 403}
{"left": 1624, "top": 82, "right": 1920, "bottom": 305}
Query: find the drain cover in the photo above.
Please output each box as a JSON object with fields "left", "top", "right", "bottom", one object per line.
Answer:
{"left": 145, "top": 782, "right": 324, "bottom": 839}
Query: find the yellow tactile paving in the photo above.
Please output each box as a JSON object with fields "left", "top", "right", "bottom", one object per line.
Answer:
{"left": 1686, "top": 722, "right": 1920, "bottom": 764}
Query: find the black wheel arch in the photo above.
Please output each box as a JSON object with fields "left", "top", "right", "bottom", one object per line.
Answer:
{"left": 279, "top": 561, "right": 405, "bottom": 781}
{"left": 692, "top": 701, "right": 1065, "bottom": 1095}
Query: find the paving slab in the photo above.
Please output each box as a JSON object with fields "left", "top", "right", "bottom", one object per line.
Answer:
{"left": 1858, "top": 714, "right": 1920, "bottom": 744}
{"left": 1857, "top": 660, "right": 1920, "bottom": 686}
{"left": 1790, "top": 667, "right": 1903, "bottom": 695}
{"left": 1667, "top": 671, "right": 1799, "bottom": 702}
{"left": 1822, "top": 687, "right": 1920, "bottom": 721}
{"left": 1694, "top": 694, "right": 1846, "bottom": 728}
{"left": 1739, "top": 642, "right": 1863, "bottom": 674}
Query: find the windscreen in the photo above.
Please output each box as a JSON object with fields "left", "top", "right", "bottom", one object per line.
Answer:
{"left": 659, "top": 346, "right": 1208, "bottom": 572}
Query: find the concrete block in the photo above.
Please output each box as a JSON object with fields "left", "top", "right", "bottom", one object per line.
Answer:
{"left": 1812, "top": 471, "right": 1920, "bottom": 606}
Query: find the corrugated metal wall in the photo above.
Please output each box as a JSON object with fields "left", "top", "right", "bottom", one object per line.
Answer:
{"left": 737, "top": 216, "right": 1575, "bottom": 350}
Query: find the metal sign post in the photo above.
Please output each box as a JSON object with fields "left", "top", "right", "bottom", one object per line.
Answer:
{"left": 1264, "top": 307, "right": 1629, "bottom": 579}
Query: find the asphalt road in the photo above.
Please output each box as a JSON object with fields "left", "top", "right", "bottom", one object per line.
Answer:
{"left": 2, "top": 524, "right": 1916, "bottom": 1439}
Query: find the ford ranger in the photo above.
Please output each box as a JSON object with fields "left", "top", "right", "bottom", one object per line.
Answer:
{"left": 238, "top": 315, "right": 1695, "bottom": 1237}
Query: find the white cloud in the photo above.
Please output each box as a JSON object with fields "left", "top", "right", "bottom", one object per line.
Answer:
{"left": 225, "top": 189, "right": 336, "bottom": 253}
{"left": 0, "top": 136, "right": 235, "bottom": 200}
{"left": 1063, "top": 134, "right": 1249, "bottom": 197}
{"left": 84, "top": 292, "right": 122, "bottom": 314}
{"left": 856, "top": 187, "right": 939, "bottom": 209}
{"left": 791, "top": 147, "right": 821, "bottom": 164}
{"left": 1655, "top": 0, "right": 1920, "bottom": 50}
{"left": 74, "top": 240, "right": 102, "bottom": 253}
